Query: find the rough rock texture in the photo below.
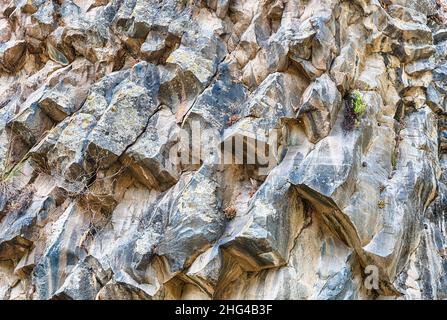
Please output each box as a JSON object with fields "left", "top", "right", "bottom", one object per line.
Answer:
{"left": 1, "top": 0, "right": 447, "bottom": 300}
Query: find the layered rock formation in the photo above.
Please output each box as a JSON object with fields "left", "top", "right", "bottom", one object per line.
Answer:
{"left": 1, "top": 0, "right": 447, "bottom": 300}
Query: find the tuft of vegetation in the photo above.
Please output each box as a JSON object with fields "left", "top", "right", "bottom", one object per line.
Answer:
{"left": 342, "top": 90, "right": 367, "bottom": 132}
{"left": 223, "top": 205, "right": 237, "bottom": 220}
{"left": 391, "top": 150, "right": 397, "bottom": 169}
{"left": 1, "top": 159, "right": 25, "bottom": 183}
{"left": 352, "top": 90, "right": 367, "bottom": 116}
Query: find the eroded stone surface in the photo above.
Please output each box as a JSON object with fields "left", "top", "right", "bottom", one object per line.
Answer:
{"left": 1, "top": 0, "right": 447, "bottom": 300}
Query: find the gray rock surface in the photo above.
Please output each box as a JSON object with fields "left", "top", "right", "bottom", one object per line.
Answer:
{"left": 1, "top": 0, "right": 447, "bottom": 300}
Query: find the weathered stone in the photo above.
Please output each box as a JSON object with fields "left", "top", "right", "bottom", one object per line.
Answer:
{"left": 310, "top": 10, "right": 337, "bottom": 73}
{"left": 86, "top": 79, "right": 157, "bottom": 169}
{"left": 220, "top": 164, "right": 305, "bottom": 271}
{"left": 52, "top": 256, "right": 111, "bottom": 300}
{"left": 434, "top": 28, "right": 447, "bottom": 44}
{"left": 47, "top": 113, "right": 97, "bottom": 183}
{"left": 140, "top": 31, "right": 171, "bottom": 63}
{"left": 426, "top": 83, "right": 445, "bottom": 112}
{"left": 391, "top": 0, "right": 438, "bottom": 17}
{"left": 183, "top": 66, "right": 248, "bottom": 133}
{"left": 296, "top": 73, "right": 342, "bottom": 143}
{"left": 32, "top": 202, "right": 92, "bottom": 299}
{"left": 184, "top": 246, "right": 223, "bottom": 296}
{"left": 6, "top": 91, "right": 54, "bottom": 152}
{"left": 387, "top": 5, "right": 427, "bottom": 25}
{"left": 0, "top": 195, "right": 55, "bottom": 261}
{"left": 157, "top": 64, "right": 203, "bottom": 122}
{"left": 384, "top": 16, "right": 433, "bottom": 43}
{"left": 121, "top": 106, "right": 181, "bottom": 191}
{"left": 0, "top": 40, "right": 27, "bottom": 73}
{"left": 28, "top": 119, "right": 69, "bottom": 170}
{"left": 155, "top": 165, "right": 225, "bottom": 274}
{"left": 47, "top": 37, "right": 72, "bottom": 66}
{"left": 405, "top": 58, "right": 435, "bottom": 76}
{"left": 0, "top": 19, "right": 11, "bottom": 43}
{"left": 1, "top": 0, "right": 447, "bottom": 301}
{"left": 241, "top": 71, "right": 305, "bottom": 120}
{"left": 166, "top": 44, "right": 221, "bottom": 87}
{"left": 330, "top": 42, "right": 359, "bottom": 94}
{"left": 38, "top": 59, "right": 96, "bottom": 121}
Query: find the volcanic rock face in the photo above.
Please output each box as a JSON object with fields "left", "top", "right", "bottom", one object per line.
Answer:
{"left": 1, "top": 0, "right": 447, "bottom": 300}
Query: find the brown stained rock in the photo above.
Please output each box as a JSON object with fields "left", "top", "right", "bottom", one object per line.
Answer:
{"left": 38, "top": 59, "right": 96, "bottom": 122}
{"left": 0, "top": 40, "right": 27, "bottom": 73}
{"left": 0, "top": 19, "right": 11, "bottom": 43}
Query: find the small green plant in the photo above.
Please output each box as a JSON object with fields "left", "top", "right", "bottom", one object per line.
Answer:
{"left": 342, "top": 90, "right": 367, "bottom": 132}
{"left": 352, "top": 90, "right": 367, "bottom": 115}
{"left": 391, "top": 151, "right": 397, "bottom": 169}
{"left": 1, "top": 152, "right": 28, "bottom": 183}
